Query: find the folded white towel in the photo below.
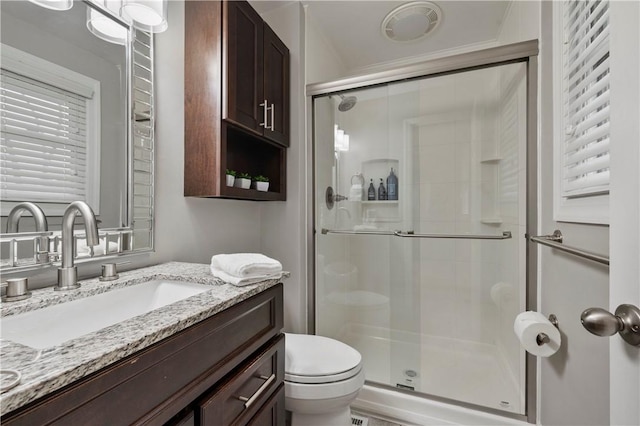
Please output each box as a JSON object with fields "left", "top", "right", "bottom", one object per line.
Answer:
{"left": 210, "top": 266, "right": 282, "bottom": 287}
{"left": 210, "top": 253, "right": 282, "bottom": 278}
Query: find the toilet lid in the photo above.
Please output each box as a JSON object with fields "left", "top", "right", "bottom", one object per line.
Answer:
{"left": 285, "top": 333, "right": 362, "bottom": 383}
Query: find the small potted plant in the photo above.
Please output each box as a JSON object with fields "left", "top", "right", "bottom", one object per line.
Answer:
{"left": 225, "top": 169, "right": 236, "bottom": 187}
{"left": 253, "top": 175, "right": 269, "bottom": 192}
{"left": 234, "top": 172, "right": 251, "bottom": 189}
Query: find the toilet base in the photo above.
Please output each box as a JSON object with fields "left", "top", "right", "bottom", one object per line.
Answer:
{"left": 289, "top": 406, "right": 352, "bottom": 426}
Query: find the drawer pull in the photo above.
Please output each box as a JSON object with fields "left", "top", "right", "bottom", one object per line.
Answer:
{"left": 238, "top": 374, "right": 276, "bottom": 409}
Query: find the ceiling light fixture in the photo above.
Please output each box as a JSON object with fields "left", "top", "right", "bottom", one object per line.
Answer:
{"left": 87, "top": 1, "right": 128, "bottom": 45}
{"left": 27, "top": 0, "right": 73, "bottom": 11}
{"left": 121, "top": 0, "right": 168, "bottom": 33}
{"left": 381, "top": 1, "right": 442, "bottom": 43}
{"left": 29, "top": 0, "right": 169, "bottom": 36}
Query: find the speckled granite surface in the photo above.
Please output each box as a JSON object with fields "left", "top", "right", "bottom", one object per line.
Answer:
{"left": 0, "top": 262, "right": 288, "bottom": 416}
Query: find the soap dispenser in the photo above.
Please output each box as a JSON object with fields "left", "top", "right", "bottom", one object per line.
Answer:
{"left": 367, "top": 179, "right": 376, "bottom": 200}
{"left": 387, "top": 168, "right": 398, "bottom": 200}
{"left": 378, "top": 178, "right": 387, "bottom": 201}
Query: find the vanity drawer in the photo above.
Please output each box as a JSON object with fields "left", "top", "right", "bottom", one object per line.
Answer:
{"left": 247, "top": 384, "right": 285, "bottom": 426}
{"left": 198, "top": 334, "right": 284, "bottom": 425}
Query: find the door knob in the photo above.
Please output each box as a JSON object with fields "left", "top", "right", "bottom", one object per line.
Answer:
{"left": 581, "top": 304, "right": 640, "bottom": 346}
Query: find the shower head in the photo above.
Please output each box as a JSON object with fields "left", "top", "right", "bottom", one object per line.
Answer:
{"left": 338, "top": 94, "right": 357, "bottom": 112}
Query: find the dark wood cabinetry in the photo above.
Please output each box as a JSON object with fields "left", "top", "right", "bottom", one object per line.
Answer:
{"left": 198, "top": 336, "right": 284, "bottom": 425}
{"left": 185, "top": 0, "right": 289, "bottom": 201}
{"left": 1, "top": 285, "right": 285, "bottom": 426}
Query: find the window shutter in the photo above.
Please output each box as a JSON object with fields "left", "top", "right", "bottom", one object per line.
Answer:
{"left": 0, "top": 69, "right": 88, "bottom": 203}
{"left": 562, "top": 0, "right": 610, "bottom": 198}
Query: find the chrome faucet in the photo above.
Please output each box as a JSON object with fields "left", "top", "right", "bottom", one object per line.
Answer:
{"left": 56, "top": 201, "right": 100, "bottom": 291}
{"left": 6, "top": 202, "right": 49, "bottom": 263}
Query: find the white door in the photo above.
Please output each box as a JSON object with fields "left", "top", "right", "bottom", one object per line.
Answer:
{"left": 609, "top": 1, "right": 640, "bottom": 424}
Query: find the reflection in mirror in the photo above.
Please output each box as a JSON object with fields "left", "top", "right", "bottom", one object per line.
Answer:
{"left": 0, "top": 0, "right": 155, "bottom": 272}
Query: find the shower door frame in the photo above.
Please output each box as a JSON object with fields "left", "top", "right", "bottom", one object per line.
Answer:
{"left": 307, "top": 39, "right": 539, "bottom": 424}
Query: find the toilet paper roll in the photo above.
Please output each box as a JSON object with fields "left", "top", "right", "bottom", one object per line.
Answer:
{"left": 513, "top": 311, "right": 561, "bottom": 357}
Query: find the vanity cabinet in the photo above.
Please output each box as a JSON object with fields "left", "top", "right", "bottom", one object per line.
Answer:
{"left": 1, "top": 284, "right": 285, "bottom": 426}
{"left": 185, "top": 0, "right": 289, "bottom": 201}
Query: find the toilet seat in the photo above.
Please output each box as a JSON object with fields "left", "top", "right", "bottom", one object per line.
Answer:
{"left": 284, "top": 333, "right": 363, "bottom": 384}
{"left": 285, "top": 364, "right": 362, "bottom": 384}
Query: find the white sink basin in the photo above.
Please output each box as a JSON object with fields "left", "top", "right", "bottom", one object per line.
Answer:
{"left": 1, "top": 280, "right": 211, "bottom": 349}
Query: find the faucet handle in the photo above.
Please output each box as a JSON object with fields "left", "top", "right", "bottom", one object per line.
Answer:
{"left": 99, "top": 261, "right": 131, "bottom": 282}
{"left": 1, "top": 278, "right": 32, "bottom": 302}
{"left": 99, "top": 263, "right": 119, "bottom": 281}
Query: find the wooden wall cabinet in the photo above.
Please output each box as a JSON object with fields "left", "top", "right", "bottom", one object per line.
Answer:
{"left": 224, "top": 1, "right": 289, "bottom": 147}
{"left": 1, "top": 285, "right": 285, "bottom": 426}
{"left": 185, "top": 0, "right": 289, "bottom": 201}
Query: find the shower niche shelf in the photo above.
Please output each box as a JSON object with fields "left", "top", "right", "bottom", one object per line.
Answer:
{"left": 362, "top": 200, "right": 399, "bottom": 205}
{"left": 361, "top": 158, "right": 401, "bottom": 223}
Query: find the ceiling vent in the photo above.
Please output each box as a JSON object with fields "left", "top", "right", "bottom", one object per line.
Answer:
{"left": 381, "top": 1, "right": 442, "bottom": 43}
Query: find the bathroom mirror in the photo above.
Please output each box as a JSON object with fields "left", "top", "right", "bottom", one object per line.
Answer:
{"left": 0, "top": 0, "right": 155, "bottom": 272}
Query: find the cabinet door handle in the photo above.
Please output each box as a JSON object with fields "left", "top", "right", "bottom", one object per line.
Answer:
{"left": 259, "top": 100, "right": 268, "bottom": 128}
{"left": 269, "top": 103, "right": 275, "bottom": 131}
{"left": 237, "top": 373, "right": 276, "bottom": 409}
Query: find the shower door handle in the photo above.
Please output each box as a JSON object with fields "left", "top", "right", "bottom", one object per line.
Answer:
{"left": 393, "top": 230, "right": 512, "bottom": 240}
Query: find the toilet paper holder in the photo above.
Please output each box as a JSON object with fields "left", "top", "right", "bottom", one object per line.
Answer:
{"left": 536, "top": 314, "right": 559, "bottom": 346}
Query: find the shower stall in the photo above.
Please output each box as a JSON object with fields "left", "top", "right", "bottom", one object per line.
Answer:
{"left": 310, "top": 41, "right": 538, "bottom": 421}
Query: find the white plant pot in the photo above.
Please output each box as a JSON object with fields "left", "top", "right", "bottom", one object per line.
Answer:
{"left": 226, "top": 175, "right": 235, "bottom": 187}
{"left": 234, "top": 178, "right": 251, "bottom": 189}
{"left": 254, "top": 181, "right": 269, "bottom": 192}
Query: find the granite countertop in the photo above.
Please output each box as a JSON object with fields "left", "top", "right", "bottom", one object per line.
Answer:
{"left": 0, "top": 262, "right": 288, "bottom": 416}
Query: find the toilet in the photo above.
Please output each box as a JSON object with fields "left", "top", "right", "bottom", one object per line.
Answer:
{"left": 284, "top": 333, "right": 365, "bottom": 426}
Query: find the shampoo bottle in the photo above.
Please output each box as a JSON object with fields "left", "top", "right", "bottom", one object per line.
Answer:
{"left": 387, "top": 168, "right": 398, "bottom": 200}
{"left": 368, "top": 179, "right": 376, "bottom": 200}
{"left": 378, "top": 178, "right": 387, "bottom": 200}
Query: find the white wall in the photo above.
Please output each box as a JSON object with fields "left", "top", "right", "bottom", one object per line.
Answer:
{"left": 255, "top": 2, "right": 308, "bottom": 333}
{"left": 148, "top": 0, "right": 264, "bottom": 265}
{"left": 537, "top": 2, "right": 610, "bottom": 425}
{"left": 496, "top": 1, "right": 540, "bottom": 46}
{"left": 304, "top": 7, "right": 347, "bottom": 84}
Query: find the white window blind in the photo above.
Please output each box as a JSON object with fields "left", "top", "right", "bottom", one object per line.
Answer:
{"left": 1, "top": 69, "right": 89, "bottom": 204}
{"left": 562, "top": 0, "right": 610, "bottom": 198}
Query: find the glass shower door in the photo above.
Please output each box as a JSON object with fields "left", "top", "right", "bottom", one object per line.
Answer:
{"left": 314, "top": 60, "right": 528, "bottom": 415}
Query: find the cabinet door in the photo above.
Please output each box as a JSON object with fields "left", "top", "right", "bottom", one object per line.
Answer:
{"left": 247, "top": 385, "right": 285, "bottom": 426}
{"left": 263, "top": 24, "right": 289, "bottom": 147}
{"left": 224, "top": 0, "right": 264, "bottom": 134}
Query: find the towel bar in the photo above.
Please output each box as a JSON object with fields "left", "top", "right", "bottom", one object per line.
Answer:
{"left": 530, "top": 230, "right": 609, "bottom": 266}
